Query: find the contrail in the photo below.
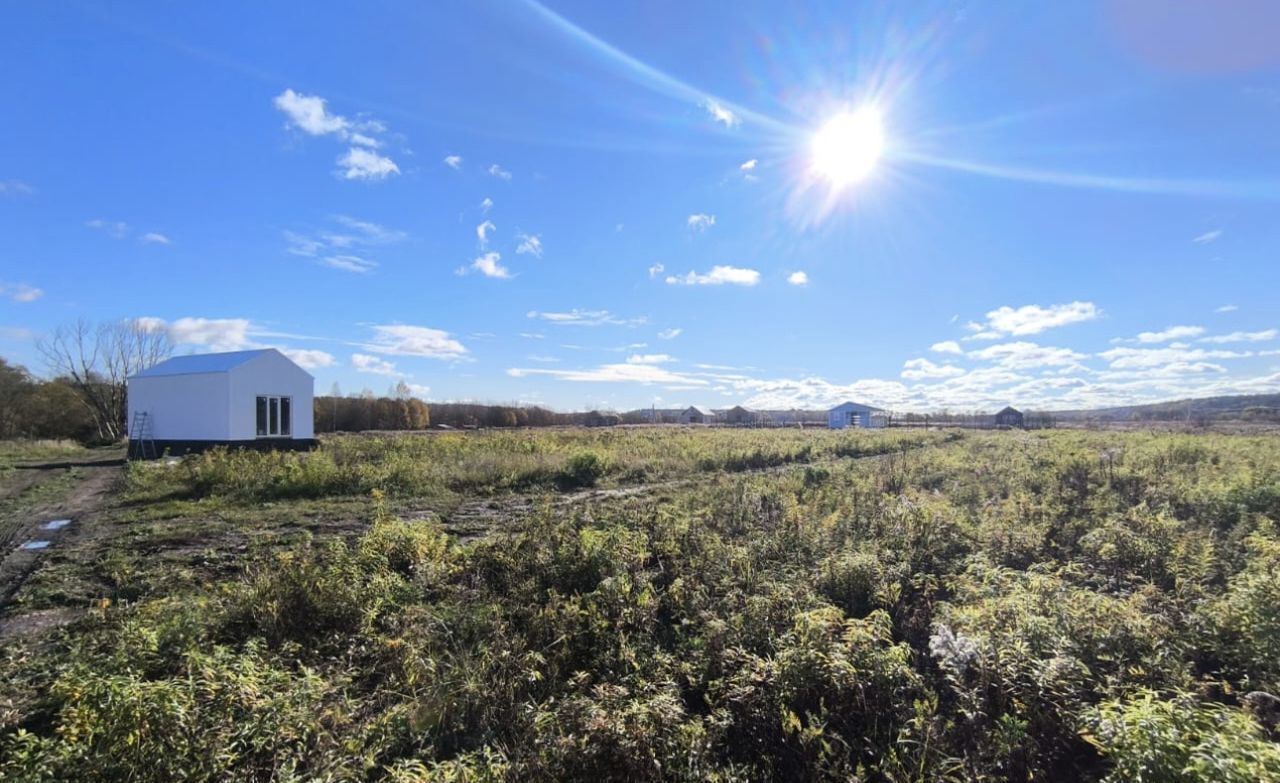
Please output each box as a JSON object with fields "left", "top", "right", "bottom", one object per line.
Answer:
{"left": 517, "top": 0, "right": 798, "bottom": 136}
{"left": 899, "top": 150, "right": 1280, "bottom": 200}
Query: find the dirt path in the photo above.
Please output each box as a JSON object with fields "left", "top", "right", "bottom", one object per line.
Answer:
{"left": 0, "top": 460, "right": 122, "bottom": 613}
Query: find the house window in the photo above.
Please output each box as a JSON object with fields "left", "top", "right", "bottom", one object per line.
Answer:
{"left": 255, "top": 395, "right": 292, "bottom": 437}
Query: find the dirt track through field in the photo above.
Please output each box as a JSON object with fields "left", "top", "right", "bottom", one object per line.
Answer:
{"left": 0, "top": 460, "right": 122, "bottom": 611}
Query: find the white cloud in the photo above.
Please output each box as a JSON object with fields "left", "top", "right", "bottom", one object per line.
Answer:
{"left": 462, "top": 251, "right": 512, "bottom": 279}
{"left": 140, "top": 232, "right": 171, "bottom": 245}
{"left": 86, "top": 219, "right": 129, "bottom": 239}
{"left": 626, "top": 353, "right": 674, "bottom": 365}
{"left": 285, "top": 216, "right": 403, "bottom": 272}
{"left": 0, "top": 327, "right": 34, "bottom": 340}
{"left": 274, "top": 89, "right": 350, "bottom": 137}
{"left": 476, "top": 220, "right": 495, "bottom": 248}
{"left": 1115, "top": 325, "right": 1206, "bottom": 344}
{"left": 1198, "top": 329, "right": 1278, "bottom": 344}
{"left": 480, "top": 197, "right": 493, "bottom": 213}
{"left": 527, "top": 309, "right": 646, "bottom": 327}
{"left": 665, "top": 265, "right": 760, "bottom": 286}
{"left": 527, "top": 354, "right": 560, "bottom": 363}
{"left": 976, "top": 301, "right": 1101, "bottom": 337}
{"left": 1098, "top": 345, "right": 1252, "bottom": 369}
{"left": 787, "top": 271, "right": 809, "bottom": 286}
{"left": 701, "top": 98, "right": 740, "bottom": 127}
{"left": 0, "top": 282, "right": 43, "bottom": 303}
{"left": 740, "top": 159, "right": 757, "bottom": 171}
{"left": 363, "top": 324, "right": 468, "bottom": 360}
{"left": 648, "top": 263, "right": 665, "bottom": 279}
{"left": 658, "top": 328, "right": 682, "bottom": 340}
{"left": 1216, "top": 304, "right": 1239, "bottom": 313}
{"left": 931, "top": 340, "right": 963, "bottom": 354}
{"left": 509, "top": 363, "right": 709, "bottom": 386}
{"left": 488, "top": 163, "right": 512, "bottom": 180}
{"left": 902, "top": 358, "right": 965, "bottom": 380}
{"left": 337, "top": 147, "right": 399, "bottom": 180}
{"left": 321, "top": 255, "right": 378, "bottom": 273}
{"left": 281, "top": 348, "right": 336, "bottom": 369}
{"left": 516, "top": 232, "right": 543, "bottom": 258}
{"left": 352, "top": 353, "right": 398, "bottom": 376}
{"left": 968, "top": 341, "right": 1087, "bottom": 369}
{"left": 443, "top": 155, "right": 463, "bottom": 169}
{"left": 1192, "top": 229, "right": 1222, "bottom": 244}
{"left": 166, "top": 317, "right": 254, "bottom": 351}
{"left": 687, "top": 213, "right": 716, "bottom": 231}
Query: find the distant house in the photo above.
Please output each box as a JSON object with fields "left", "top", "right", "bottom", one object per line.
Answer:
{"left": 678, "top": 406, "right": 715, "bottom": 425}
{"left": 721, "top": 406, "right": 766, "bottom": 426}
{"left": 994, "top": 406, "right": 1024, "bottom": 428}
{"left": 827, "top": 401, "right": 888, "bottom": 430}
{"left": 126, "top": 349, "right": 316, "bottom": 457}
{"left": 584, "top": 410, "right": 621, "bottom": 427}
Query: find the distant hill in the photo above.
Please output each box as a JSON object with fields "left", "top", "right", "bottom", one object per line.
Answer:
{"left": 1045, "top": 393, "right": 1280, "bottom": 423}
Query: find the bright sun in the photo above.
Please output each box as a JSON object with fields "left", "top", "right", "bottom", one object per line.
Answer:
{"left": 811, "top": 107, "right": 885, "bottom": 188}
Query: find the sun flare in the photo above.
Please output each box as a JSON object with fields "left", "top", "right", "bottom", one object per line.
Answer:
{"left": 811, "top": 107, "right": 885, "bottom": 188}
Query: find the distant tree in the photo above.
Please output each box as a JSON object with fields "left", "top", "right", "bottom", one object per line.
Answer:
{"left": 0, "top": 358, "right": 34, "bottom": 438}
{"left": 37, "top": 319, "right": 172, "bottom": 442}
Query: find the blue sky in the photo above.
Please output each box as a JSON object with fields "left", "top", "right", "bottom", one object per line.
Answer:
{"left": 3, "top": 0, "right": 1280, "bottom": 412}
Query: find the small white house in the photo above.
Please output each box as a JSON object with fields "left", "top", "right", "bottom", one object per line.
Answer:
{"left": 678, "top": 406, "right": 715, "bottom": 425}
{"left": 828, "top": 401, "right": 888, "bottom": 430}
{"left": 127, "top": 349, "right": 315, "bottom": 456}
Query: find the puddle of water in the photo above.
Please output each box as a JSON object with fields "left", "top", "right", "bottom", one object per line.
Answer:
{"left": 21, "top": 540, "right": 52, "bottom": 550}
{"left": 42, "top": 519, "right": 72, "bottom": 531}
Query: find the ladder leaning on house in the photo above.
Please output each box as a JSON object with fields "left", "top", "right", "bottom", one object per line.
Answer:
{"left": 130, "top": 411, "right": 157, "bottom": 460}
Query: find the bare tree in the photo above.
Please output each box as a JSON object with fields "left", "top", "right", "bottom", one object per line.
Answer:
{"left": 37, "top": 319, "right": 172, "bottom": 442}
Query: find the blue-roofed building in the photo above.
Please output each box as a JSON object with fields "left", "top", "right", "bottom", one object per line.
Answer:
{"left": 126, "top": 348, "right": 315, "bottom": 457}
{"left": 827, "top": 401, "right": 889, "bottom": 430}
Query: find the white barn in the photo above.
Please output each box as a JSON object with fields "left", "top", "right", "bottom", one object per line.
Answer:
{"left": 678, "top": 406, "right": 715, "bottom": 425}
{"left": 127, "top": 349, "right": 315, "bottom": 456}
{"left": 827, "top": 401, "right": 888, "bottom": 430}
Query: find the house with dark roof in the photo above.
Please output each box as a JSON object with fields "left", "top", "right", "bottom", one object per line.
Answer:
{"left": 126, "top": 349, "right": 316, "bottom": 456}
{"left": 994, "top": 406, "right": 1024, "bottom": 428}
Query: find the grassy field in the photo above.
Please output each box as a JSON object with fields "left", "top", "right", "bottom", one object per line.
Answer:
{"left": 1, "top": 428, "right": 1278, "bottom": 781}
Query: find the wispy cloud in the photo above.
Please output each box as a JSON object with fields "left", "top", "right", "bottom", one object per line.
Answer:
{"left": 280, "top": 348, "right": 336, "bottom": 370}
{"left": 967, "top": 341, "right": 1087, "bottom": 369}
{"left": 516, "top": 232, "right": 543, "bottom": 258}
{"left": 320, "top": 255, "right": 378, "bottom": 273}
{"left": 931, "top": 340, "right": 963, "bottom": 354}
{"left": 527, "top": 309, "right": 646, "bottom": 327}
{"left": 1198, "top": 329, "right": 1278, "bottom": 344}
{"left": 1112, "top": 325, "right": 1206, "bottom": 344}
{"left": 459, "top": 251, "right": 512, "bottom": 279}
{"left": 86, "top": 219, "right": 129, "bottom": 239}
{"left": 0, "top": 180, "right": 33, "bottom": 196}
{"left": 665, "top": 265, "right": 759, "bottom": 286}
{"left": 626, "top": 353, "right": 674, "bottom": 365}
{"left": 488, "top": 163, "right": 512, "bottom": 180}
{"left": 740, "top": 159, "right": 757, "bottom": 172}
{"left": 787, "top": 271, "right": 809, "bottom": 286}
{"left": 657, "top": 327, "right": 682, "bottom": 340}
{"left": 701, "top": 98, "right": 740, "bottom": 127}
{"left": 648, "top": 263, "right": 665, "bottom": 279}
{"left": 284, "top": 215, "right": 404, "bottom": 273}
{"left": 352, "top": 353, "right": 399, "bottom": 376}
{"left": 337, "top": 147, "right": 399, "bottom": 180}
{"left": 140, "top": 232, "right": 171, "bottom": 245}
{"left": 274, "top": 89, "right": 350, "bottom": 137}
{"left": 0, "top": 282, "right": 43, "bottom": 303}
{"left": 687, "top": 213, "right": 716, "bottom": 231}
{"left": 362, "top": 324, "right": 468, "bottom": 360}
{"left": 1216, "top": 304, "right": 1239, "bottom": 313}
{"left": 480, "top": 197, "right": 493, "bottom": 213}
{"left": 1192, "top": 229, "right": 1223, "bottom": 244}
{"left": 476, "top": 220, "right": 495, "bottom": 248}
{"left": 443, "top": 155, "right": 463, "bottom": 169}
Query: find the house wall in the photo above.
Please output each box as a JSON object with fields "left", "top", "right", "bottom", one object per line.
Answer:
{"left": 827, "top": 403, "right": 886, "bottom": 430}
{"left": 128, "top": 374, "right": 232, "bottom": 440}
{"left": 227, "top": 352, "right": 315, "bottom": 440}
